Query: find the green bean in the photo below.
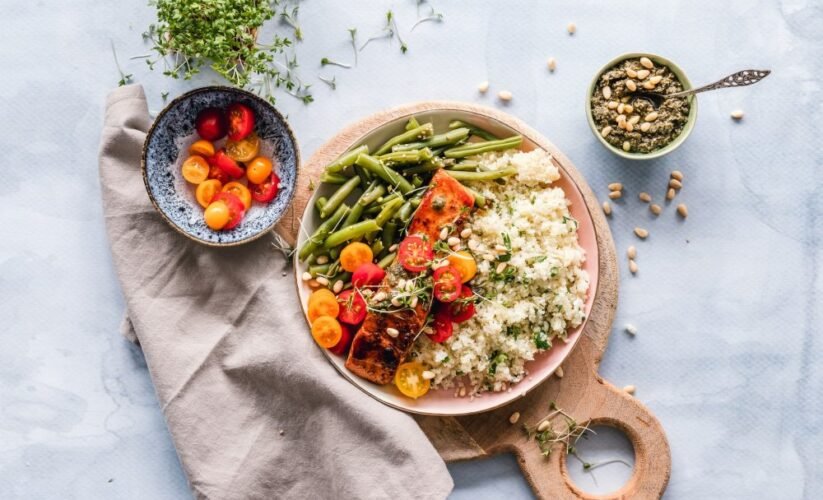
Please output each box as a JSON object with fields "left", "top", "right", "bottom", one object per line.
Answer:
{"left": 447, "top": 163, "right": 480, "bottom": 172}
{"left": 376, "top": 148, "right": 434, "bottom": 165}
{"left": 355, "top": 154, "right": 413, "bottom": 194}
{"left": 460, "top": 183, "right": 487, "bottom": 207}
{"left": 329, "top": 247, "right": 341, "bottom": 260}
{"left": 320, "top": 172, "right": 349, "bottom": 184}
{"left": 342, "top": 202, "right": 364, "bottom": 228}
{"left": 411, "top": 175, "right": 423, "bottom": 187}
{"left": 382, "top": 221, "right": 397, "bottom": 252}
{"left": 342, "top": 181, "right": 379, "bottom": 227}
{"left": 324, "top": 219, "right": 380, "bottom": 248}
{"left": 374, "top": 123, "right": 434, "bottom": 155}
{"left": 325, "top": 145, "right": 369, "bottom": 174}
{"left": 392, "top": 127, "right": 470, "bottom": 152}
{"left": 354, "top": 165, "right": 372, "bottom": 185}
{"left": 405, "top": 116, "right": 420, "bottom": 131}
{"left": 371, "top": 239, "right": 384, "bottom": 256}
{"left": 403, "top": 160, "right": 443, "bottom": 175}
{"left": 315, "top": 196, "right": 328, "bottom": 213}
{"left": 395, "top": 201, "right": 413, "bottom": 223}
{"left": 320, "top": 176, "right": 360, "bottom": 218}
{"left": 377, "top": 252, "right": 396, "bottom": 269}
{"left": 448, "top": 120, "right": 499, "bottom": 141}
{"left": 444, "top": 136, "right": 523, "bottom": 158}
{"left": 298, "top": 204, "right": 350, "bottom": 260}
{"left": 366, "top": 192, "right": 402, "bottom": 213}
{"left": 309, "top": 264, "right": 330, "bottom": 276}
{"left": 410, "top": 196, "right": 422, "bottom": 207}
{"left": 375, "top": 197, "right": 404, "bottom": 227}
{"left": 444, "top": 167, "right": 518, "bottom": 181}
{"left": 359, "top": 183, "right": 386, "bottom": 207}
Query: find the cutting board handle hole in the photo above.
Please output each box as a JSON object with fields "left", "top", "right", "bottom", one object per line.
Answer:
{"left": 563, "top": 422, "right": 636, "bottom": 497}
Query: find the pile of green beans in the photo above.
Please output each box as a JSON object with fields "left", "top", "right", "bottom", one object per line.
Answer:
{"left": 298, "top": 117, "right": 523, "bottom": 287}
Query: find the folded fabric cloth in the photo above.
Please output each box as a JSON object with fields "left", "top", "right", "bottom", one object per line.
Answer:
{"left": 98, "top": 85, "right": 453, "bottom": 500}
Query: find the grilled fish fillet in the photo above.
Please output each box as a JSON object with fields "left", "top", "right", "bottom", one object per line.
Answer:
{"left": 346, "top": 170, "right": 474, "bottom": 384}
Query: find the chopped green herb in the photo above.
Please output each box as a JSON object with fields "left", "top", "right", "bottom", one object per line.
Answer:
{"left": 534, "top": 331, "right": 550, "bottom": 349}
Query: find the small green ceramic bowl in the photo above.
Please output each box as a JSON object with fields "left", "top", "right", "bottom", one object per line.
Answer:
{"left": 585, "top": 52, "right": 698, "bottom": 160}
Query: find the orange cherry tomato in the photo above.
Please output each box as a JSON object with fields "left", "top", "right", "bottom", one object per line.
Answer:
{"left": 446, "top": 251, "right": 478, "bottom": 283}
{"left": 189, "top": 139, "right": 215, "bottom": 158}
{"left": 226, "top": 133, "right": 260, "bottom": 163}
{"left": 181, "top": 155, "right": 210, "bottom": 184}
{"left": 222, "top": 182, "right": 252, "bottom": 210}
{"left": 308, "top": 289, "right": 340, "bottom": 323}
{"left": 246, "top": 156, "right": 273, "bottom": 184}
{"left": 311, "top": 316, "right": 343, "bottom": 348}
{"left": 394, "top": 361, "right": 431, "bottom": 399}
{"left": 195, "top": 179, "right": 223, "bottom": 208}
{"left": 340, "top": 242, "right": 374, "bottom": 272}
{"left": 204, "top": 200, "right": 230, "bottom": 230}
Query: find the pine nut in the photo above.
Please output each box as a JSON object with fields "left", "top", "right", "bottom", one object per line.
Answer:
{"left": 626, "top": 68, "right": 638, "bottom": 78}
{"left": 634, "top": 227, "right": 649, "bottom": 239}
{"left": 602, "top": 86, "right": 612, "bottom": 99}
{"left": 626, "top": 80, "right": 637, "bottom": 92}
{"left": 671, "top": 170, "right": 684, "bottom": 181}
{"left": 644, "top": 111, "right": 659, "bottom": 122}
{"left": 459, "top": 387, "right": 467, "bottom": 397}
{"left": 640, "top": 57, "right": 653, "bottom": 69}
{"left": 636, "top": 69, "right": 650, "bottom": 80}
{"left": 731, "top": 109, "right": 744, "bottom": 120}
{"left": 625, "top": 323, "right": 637, "bottom": 335}
{"left": 373, "top": 291, "right": 386, "bottom": 302}
{"left": 495, "top": 262, "right": 507, "bottom": 274}
{"left": 467, "top": 239, "right": 479, "bottom": 251}
{"left": 677, "top": 203, "right": 688, "bottom": 218}
{"left": 389, "top": 244, "right": 398, "bottom": 252}
{"left": 301, "top": 272, "right": 312, "bottom": 281}
{"left": 617, "top": 103, "right": 625, "bottom": 114}
{"left": 607, "top": 101, "right": 619, "bottom": 109}
{"left": 547, "top": 57, "right": 557, "bottom": 71}
{"left": 422, "top": 370, "right": 435, "bottom": 380}
{"left": 650, "top": 203, "right": 662, "bottom": 215}
{"left": 667, "top": 188, "right": 676, "bottom": 200}
{"left": 608, "top": 182, "right": 623, "bottom": 191}
{"left": 410, "top": 296, "right": 418, "bottom": 308}
{"left": 555, "top": 366, "right": 564, "bottom": 378}
{"left": 625, "top": 122, "right": 634, "bottom": 132}
{"left": 567, "top": 22, "right": 576, "bottom": 34}
{"left": 537, "top": 420, "right": 551, "bottom": 432}
{"left": 638, "top": 192, "right": 651, "bottom": 203}
{"left": 650, "top": 75, "right": 663, "bottom": 85}
{"left": 601, "top": 126, "right": 613, "bottom": 138}
{"left": 315, "top": 276, "right": 330, "bottom": 286}
{"left": 460, "top": 228, "right": 472, "bottom": 238}
{"left": 608, "top": 190, "right": 622, "bottom": 199}
{"left": 390, "top": 296, "right": 402, "bottom": 307}
{"left": 623, "top": 385, "right": 636, "bottom": 395}
{"left": 509, "top": 412, "right": 521, "bottom": 424}
{"left": 622, "top": 141, "right": 631, "bottom": 152}
{"left": 616, "top": 114, "right": 627, "bottom": 125}
{"left": 602, "top": 201, "right": 612, "bottom": 215}
{"left": 439, "top": 227, "right": 449, "bottom": 240}
{"left": 333, "top": 280, "right": 344, "bottom": 293}
{"left": 627, "top": 245, "right": 637, "bottom": 259}
{"left": 624, "top": 104, "right": 634, "bottom": 114}
{"left": 640, "top": 122, "right": 651, "bottom": 132}
{"left": 643, "top": 81, "right": 656, "bottom": 90}
{"left": 447, "top": 236, "right": 460, "bottom": 247}
{"left": 629, "top": 259, "right": 638, "bottom": 274}
{"left": 629, "top": 115, "right": 640, "bottom": 125}
{"left": 495, "top": 244, "right": 508, "bottom": 253}
{"left": 498, "top": 90, "right": 513, "bottom": 101}
{"left": 669, "top": 179, "right": 683, "bottom": 190}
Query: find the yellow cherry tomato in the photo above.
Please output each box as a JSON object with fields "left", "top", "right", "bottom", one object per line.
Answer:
{"left": 308, "top": 289, "right": 340, "bottom": 323}
{"left": 181, "top": 155, "right": 210, "bottom": 184}
{"left": 204, "top": 200, "right": 230, "bottom": 230}
{"left": 195, "top": 179, "right": 223, "bottom": 208}
{"left": 222, "top": 182, "right": 252, "bottom": 210}
{"left": 225, "top": 133, "right": 260, "bottom": 163}
{"left": 189, "top": 139, "right": 215, "bottom": 158}
{"left": 311, "top": 316, "right": 343, "bottom": 348}
{"left": 446, "top": 251, "right": 478, "bottom": 283}
{"left": 340, "top": 242, "right": 374, "bottom": 272}
{"left": 246, "top": 156, "right": 273, "bottom": 185}
{"left": 394, "top": 361, "right": 431, "bottom": 399}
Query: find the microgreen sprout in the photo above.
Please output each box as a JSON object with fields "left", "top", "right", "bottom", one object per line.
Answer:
{"left": 318, "top": 75, "right": 337, "bottom": 90}
{"left": 279, "top": 4, "right": 303, "bottom": 41}
{"left": 388, "top": 11, "right": 408, "bottom": 53}
{"left": 161, "top": 91, "right": 169, "bottom": 102}
{"left": 110, "top": 41, "right": 133, "bottom": 87}
{"left": 360, "top": 11, "right": 395, "bottom": 51}
{"left": 321, "top": 57, "right": 352, "bottom": 69}
{"left": 348, "top": 28, "right": 358, "bottom": 66}
{"left": 412, "top": 7, "right": 444, "bottom": 31}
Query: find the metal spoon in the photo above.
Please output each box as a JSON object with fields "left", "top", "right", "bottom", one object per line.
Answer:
{"left": 631, "top": 69, "right": 771, "bottom": 109}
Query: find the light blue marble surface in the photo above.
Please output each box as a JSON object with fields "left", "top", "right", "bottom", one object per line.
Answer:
{"left": 1, "top": 0, "right": 821, "bottom": 498}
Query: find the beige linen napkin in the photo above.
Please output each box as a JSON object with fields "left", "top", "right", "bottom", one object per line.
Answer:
{"left": 99, "top": 85, "right": 453, "bottom": 500}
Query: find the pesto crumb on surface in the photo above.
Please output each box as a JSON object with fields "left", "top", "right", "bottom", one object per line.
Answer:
{"left": 591, "top": 58, "right": 690, "bottom": 154}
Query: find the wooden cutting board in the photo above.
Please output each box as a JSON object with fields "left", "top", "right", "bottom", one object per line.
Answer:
{"left": 275, "top": 102, "right": 670, "bottom": 500}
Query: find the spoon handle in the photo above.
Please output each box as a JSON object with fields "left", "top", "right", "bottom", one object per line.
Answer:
{"left": 669, "top": 69, "right": 771, "bottom": 98}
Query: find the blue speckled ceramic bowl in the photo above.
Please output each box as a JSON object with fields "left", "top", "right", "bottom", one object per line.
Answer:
{"left": 142, "top": 86, "right": 299, "bottom": 246}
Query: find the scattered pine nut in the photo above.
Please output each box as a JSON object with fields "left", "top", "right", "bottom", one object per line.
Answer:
{"left": 730, "top": 109, "right": 744, "bottom": 120}
{"left": 644, "top": 111, "right": 659, "bottom": 122}
{"left": 495, "top": 262, "right": 507, "bottom": 274}
{"left": 315, "top": 276, "right": 330, "bottom": 286}
{"left": 628, "top": 115, "right": 640, "bottom": 125}
{"left": 622, "top": 141, "right": 631, "bottom": 152}
{"left": 607, "top": 101, "right": 619, "bottom": 110}
{"left": 623, "top": 385, "right": 636, "bottom": 395}
{"left": 389, "top": 244, "right": 398, "bottom": 252}
{"left": 626, "top": 68, "right": 638, "bottom": 78}
{"left": 625, "top": 323, "right": 637, "bottom": 335}
{"left": 650, "top": 203, "right": 662, "bottom": 215}
{"left": 567, "top": 22, "right": 576, "bottom": 34}
{"left": 316, "top": 255, "right": 329, "bottom": 265}
{"left": 555, "top": 366, "right": 564, "bottom": 378}
{"left": 670, "top": 170, "right": 684, "bottom": 181}
{"left": 478, "top": 81, "right": 490, "bottom": 93}
{"left": 624, "top": 104, "right": 634, "bottom": 114}
{"left": 634, "top": 227, "right": 649, "bottom": 239}
{"left": 439, "top": 227, "right": 449, "bottom": 241}
{"left": 422, "top": 370, "right": 436, "bottom": 380}
{"left": 638, "top": 192, "right": 651, "bottom": 203}
{"left": 307, "top": 279, "right": 321, "bottom": 289}
{"left": 459, "top": 387, "right": 467, "bottom": 397}
{"left": 602, "top": 201, "right": 612, "bottom": 215}
{"left": 386, "top": 327, "right": 399, "bottom": 338}
{"left": 601, "top": 126, "right": 613, "bottom": 138}
{"left": 498, "top": 90, "right": 513, "bottom": 102}
{"left": 626, "top": 80, "right": 637, "bottom": 92}
{"left": 636, "top": 69, "right": 651, "bottom": 80}
{"left": 629, "top": 259, "right": 638, "bottom": 274}
{"left": 447, "top": 236, "right": 461, "bottom": 247}
{"left": 547, "top": 57, "right": 557, "bottom": 71}
{"left": 301, "top": 272, "right": 312, "bottom": 281}
{"left": 537, "top": 420, "right": 551, "bottom": 432}
{"left": 509, "top": 412, "right": 521, "bottom": 424}
{"left": 617, "top": 103, "right": 625, "bottom": 114}
{"left": 627, "top": 245, "right": 637, "bottom": 259}
{"left": 460, "top": 228, "right": 472, "bottom": 238}
{"left": 677, "top": 203, "right": 689, "bottom": 218}
{"left": 640, "top": 122, "right": 651, "bottom": 132}
{"left": 649, "top": 75, "right": 663, "bottom": 85}
{"left": 643, "top": 81, "right": 656, "bottom": 90}
{"left": 608, "top": 190, "right": 622, "bottom": 199}
{"left": 608, "top": 182, "right": 623, "bottom": 191}
{"left": 640, "top": 57, "right": 654, "bottom": 69}
{"left": 669, "top": 179, "right": 683, "bottom": 190}
{"left": 666, "top": 188, "right": 676, "bottom": 200}
{"left": 602, "top": 86, "right": 612, "bottom": 99}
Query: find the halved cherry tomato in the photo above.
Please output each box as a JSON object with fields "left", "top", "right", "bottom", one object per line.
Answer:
{"left": 394, "top": 361, "right": 431, "bottom": 399}
{"left": 189, "top": 139, "right": 215, "bottom": 158}
{"left": 196, "top": 179, "right": 223, "bottom": 208}
{"left": 340, "top": 242, "right": 374, "bottom": 273}
{"left": 212, "top": 192, "right": 245, "bottom": 230}
{"left": 212, "top": 149, "right": 245, "bottom": 179}
{"left": 245, "top": 156, "right": 273, "bottom": 184}
{"left": 428, "top": 310, "right": 454, "bottom": 343}
{"left": 446, "top": 251, "right": 478, "bottom": 283}
{"left": 226, "top": 133, "right": 260, "bottom": 163}
{"left": 397, "top": 235, "right": 434, "bottom": 273}
{"left": 311, "top": 316, "right": 342, "bottom": 348}
{"left": 308, "top": 289, "right": 340, "bottom": 323}
{"left": 204, "top": 200, "right": 230, "bottom": 230}
{"left": 336, "top": 289, "right": 367, "bottom": 325}
{"left": 352, "top": 263, "right": 386, "bottom": 289}
{"left": 226, "top": 103, "right": 255, "bottom": 141}
{"left": 195, "top": 107, "right": 227, "bottom": 141}
{"left": 432, "top": 265, "right": 462, "bottom": 303}
{"left": 181, "top": 155, "right": 210, "bottom": 184}
{"left": 222, "top": 182, "right": 252, "bottom": 210}
{"left": 442, "top": 286, "right": 476, "bottom": 323}
{"left": 249, "top": 173, "right": 280, "bottom": 203}
{"left": 328, "top": 322, "right": 353, "bottom": 356}
{"left": 207, "top": 162, "right": 230, "bottom": 185}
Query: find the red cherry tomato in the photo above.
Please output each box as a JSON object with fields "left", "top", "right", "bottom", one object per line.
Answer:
{"left": 443, "top": 286, "right": 476, "bottom": 323}
{"left": 226, "top": 103, "right": 255, "bottom": 141}
{"left": 329, "top": 323, "right": 353, "bottom": 356}
{"left": 212, "top": 192, "right": 245, "bottom": 229}
{"left": 352, "top": 263, "right": 386, "bottom": 289}
{"left": 211, "top": 149, "right": 244, "bottom": 179}
{"left": 249, "top": 172, "right": 280, "bottom": 203}
{"left": 397, "top": 235, "right": 433, "bottom": 273}
{"left": 195, "top": 107, "right": 227, "bottom": 141}
{"left": 336, "top": 289, "right": 367, "bottom": 326}
{"left": 428, "top": 310, "right": 454, "bottom": 343}
{"left": 432, "top": 265, "right": 462, "bottom": 303}
{"left": 207, "top": 162, "right": 230, "bottom": 185}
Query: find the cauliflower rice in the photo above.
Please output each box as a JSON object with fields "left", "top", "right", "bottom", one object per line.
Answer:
{"left": 412, "top": 149, "right": 590, "bottom": 394}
